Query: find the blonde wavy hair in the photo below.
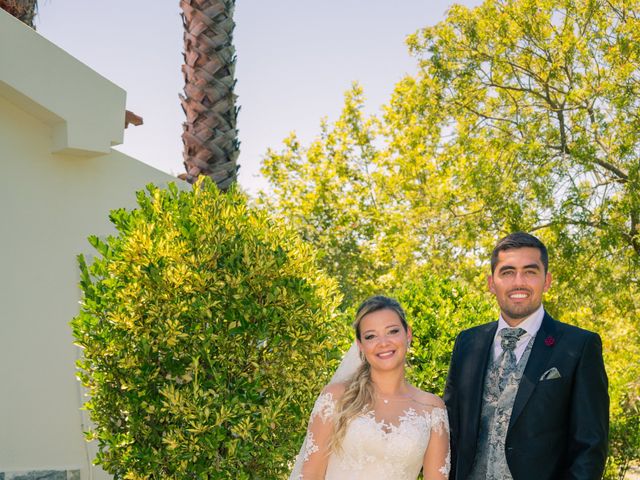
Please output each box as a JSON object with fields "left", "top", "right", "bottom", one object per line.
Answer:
{"left": 329, "top": 295, "right": 408, "bottom": 452}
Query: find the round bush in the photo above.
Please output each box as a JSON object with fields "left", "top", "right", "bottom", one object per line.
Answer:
{"left": 72, "top": 180, "right": 347, "bottom": 479}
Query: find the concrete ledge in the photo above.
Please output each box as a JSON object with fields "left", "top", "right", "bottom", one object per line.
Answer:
{"left": 0, "top": 470, "right": 80, "bottom": 480}
{"left": 0, "top": 8, "right": 125, "bottom": 156}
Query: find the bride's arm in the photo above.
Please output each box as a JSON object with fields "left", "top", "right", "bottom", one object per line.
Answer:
{"left": 296, "top": 383, "right": 344, "bottom": 480}
{"left": 422, "top": 399, "right": 451, "bottom": 480}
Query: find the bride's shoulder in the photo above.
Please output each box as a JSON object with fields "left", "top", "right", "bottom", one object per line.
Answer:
{"left": 321, "top": 382, "right": 347, "bottom": 401}
{"left": 409, "top": 385, "right": 446, "bottom": 411}
{"left": 309, "top": 383, "right": 346, "bottom": 421}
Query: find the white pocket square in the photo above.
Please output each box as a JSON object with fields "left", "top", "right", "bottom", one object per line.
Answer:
{"left": 540, "top": 367, "right": 562, "bottom": 382}
{"left": 540, "top": 367, "right": 562, "bottom": 381}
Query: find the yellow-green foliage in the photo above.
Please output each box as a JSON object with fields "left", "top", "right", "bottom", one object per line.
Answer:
{"left": 71, "top": 180, "right": 348, "bottom": 479}
{"left": 395, "top": 273, "right": 496, "bottom": 395}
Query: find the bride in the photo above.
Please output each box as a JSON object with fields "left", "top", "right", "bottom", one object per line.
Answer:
{"left": 290, "top": 296, "right": 450, "bottom": 480}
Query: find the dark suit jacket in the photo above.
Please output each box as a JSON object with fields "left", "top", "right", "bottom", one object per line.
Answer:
{"left": 443, "top": 312, "right": 609, "bottom": 480}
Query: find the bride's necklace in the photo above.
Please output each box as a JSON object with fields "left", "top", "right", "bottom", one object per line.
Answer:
{"left": 379, "top": 395, "right": 413, "bottom": 404}
{"left": 375, "top": 385, "right": 414, "bottom": 404}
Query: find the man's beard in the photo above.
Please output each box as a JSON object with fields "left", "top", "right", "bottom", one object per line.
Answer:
{"left": 502, "top": 302, "right": 540, "bottom": 321}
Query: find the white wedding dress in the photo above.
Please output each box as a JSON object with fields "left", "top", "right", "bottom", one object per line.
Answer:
{"left": 289, "top": 342, "right": 450, "bottom": 480}
{"left": 290, "top": 391, "right": 450, "bottom": 480}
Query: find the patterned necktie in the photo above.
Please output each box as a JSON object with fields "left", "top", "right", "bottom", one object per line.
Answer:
{"left": 497, "top": 327, "right": 526, "bottom": 392}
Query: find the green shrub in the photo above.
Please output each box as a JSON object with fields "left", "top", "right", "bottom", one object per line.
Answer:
{"left": 394, "top": 273, "right": 495, "bottom": 395}
{"left": 556, "top": 303, "right": 640, "bottom": 479}
{"left": 71, "top": 180, "right": 348, "bottom": 479}
{"left": 605, "top": 382, "right": 640, "bottom": 480}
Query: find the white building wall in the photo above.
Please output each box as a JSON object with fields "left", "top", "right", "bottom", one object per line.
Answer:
{"left": 1, "top": 9, "right": 181, "bottom": 479}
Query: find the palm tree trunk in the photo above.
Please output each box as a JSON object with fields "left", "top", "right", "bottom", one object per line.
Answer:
{"left": 0, "top": 0, "right": 37, "bottom": 28}
{"left": 180, "top": 0, "right": 240, "bottom": 190}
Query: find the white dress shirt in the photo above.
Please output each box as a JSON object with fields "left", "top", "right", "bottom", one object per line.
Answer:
{"left": 493, "top": 305, "right": 545, "bottom": 363}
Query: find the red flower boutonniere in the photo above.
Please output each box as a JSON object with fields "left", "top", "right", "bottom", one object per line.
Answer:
{"left": 544, "top": 335, "right": 555, "bottom": 347}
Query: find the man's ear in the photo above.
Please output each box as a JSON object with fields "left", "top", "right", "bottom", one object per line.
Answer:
{"left": 488, "top": 275, "right": 496, "bottom": 294}
{"left": 543, "top": 271, "right": 552, "bottom": 292}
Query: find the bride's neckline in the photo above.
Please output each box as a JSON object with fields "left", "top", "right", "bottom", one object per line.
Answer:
{"left": 359, "top": 406, "right": 446, "bottom": 434}
{"left": 373, "top": 380, "right": 415, "bottom": 405}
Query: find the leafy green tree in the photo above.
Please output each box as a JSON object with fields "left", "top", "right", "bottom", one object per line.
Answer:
{"left": 402, "top": 0, "right": 640, "bottom": 258}
{"left": 260, "top": 85, "right": 424, "bottom": 306}
{"left": 259, "top": 85, "right": 381, "bottom": 306}
{"left": 72, "top": 180, "right": 348, "bottom": 479}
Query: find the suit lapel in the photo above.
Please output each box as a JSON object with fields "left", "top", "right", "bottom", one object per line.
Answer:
{"left": 509, "top": 313, "right": 561, "bottom": 429}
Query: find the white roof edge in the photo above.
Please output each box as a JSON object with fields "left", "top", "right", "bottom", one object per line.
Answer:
{"left": 0, "top": 9, "right": 126, "bottom": 157}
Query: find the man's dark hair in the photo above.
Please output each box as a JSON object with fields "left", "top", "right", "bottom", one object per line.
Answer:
{"left": 491, "top": 232, "right": 548, "bottom": 273}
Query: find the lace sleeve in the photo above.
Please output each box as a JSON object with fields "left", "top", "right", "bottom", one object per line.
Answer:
{"left": 422, "top": 407, "right": 451, "bottom": 479}
{"left": 289, "top": 391, "right": 337, "bottom": 480}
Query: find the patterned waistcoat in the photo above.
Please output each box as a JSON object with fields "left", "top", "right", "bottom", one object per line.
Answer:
{"left": 468, "top": 336, "right": 535, "bottom": 480}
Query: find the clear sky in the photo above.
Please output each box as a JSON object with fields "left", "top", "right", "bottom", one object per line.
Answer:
{"left": 36, "top": 0, "right": 483, "bottom": 194}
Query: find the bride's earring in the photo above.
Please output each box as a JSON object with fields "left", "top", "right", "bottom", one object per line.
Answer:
{"left": 359, "top": 350, "right": 366, "bottom": 363}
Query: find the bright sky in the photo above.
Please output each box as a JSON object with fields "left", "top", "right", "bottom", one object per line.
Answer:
{"left": 36, "top": 0, "right": 483, "bottom": 194}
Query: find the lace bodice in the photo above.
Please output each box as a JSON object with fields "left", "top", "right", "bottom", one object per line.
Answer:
{"left": 290, "top": 392, "right": 450, "bottom": 480}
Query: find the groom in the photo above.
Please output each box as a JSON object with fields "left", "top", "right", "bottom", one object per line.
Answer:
{"left": 443, "top": 232, "right": 609, "bottom": 480}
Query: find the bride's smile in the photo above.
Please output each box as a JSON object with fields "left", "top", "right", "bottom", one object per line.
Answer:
{"left": 376, "top": 350, "right": 396, "bottom": 359}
